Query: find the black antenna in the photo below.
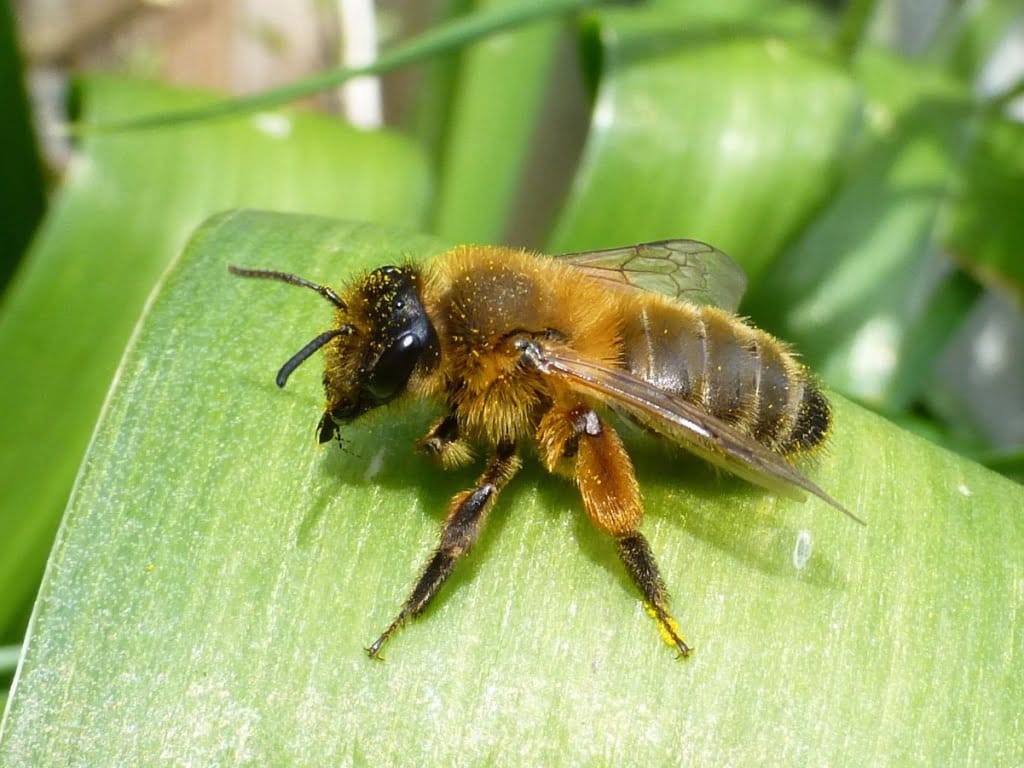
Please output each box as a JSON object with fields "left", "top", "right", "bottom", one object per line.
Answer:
{"left": 276, "top": 327, "right": 353, "bottom": 388}
{"left": 228, "top": 265, "right": 346, "bottom": 310}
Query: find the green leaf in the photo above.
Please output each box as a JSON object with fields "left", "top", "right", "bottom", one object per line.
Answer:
{"left": 745, "top": 49, "right": 978, "bottom": 411}
{"left": 943, "top": 113, "right": 1024, "bottom": 301}
{"left": 0, "top": 644, "right": 15, "bottom": 713}
{"left": 2, "top": 211, "right": 1020, "bottom": 765}
{"left": 927, "top": 0, "right": 1024, "bottom": 84}
{"left": 979, "top": 447, "right": 1024, "bottom": 483}
{"left": 430, "top": 0, "right": 564, "bottom": 242}
{"left": 0, "top": 76, "right": 429, "bottom": 640}
{"left": 0, "top": 2, "right": 46, "bottom": 287}
{"left": 548, "top": 9, "right": 860, "bottom": 281}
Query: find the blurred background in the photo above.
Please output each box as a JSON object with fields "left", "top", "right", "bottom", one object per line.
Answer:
{"left": 2, "top": 0, "right": 1023, "bottom": 704}
{"left": 17, "top": 1, "right": 446, "bottom": 162}
{"left": 12, "top": 0, "right": 591, "bottom": 247}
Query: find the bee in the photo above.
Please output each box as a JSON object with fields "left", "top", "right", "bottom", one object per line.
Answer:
{"left": 230, "top": 240, "right": 862, "bottom": 659}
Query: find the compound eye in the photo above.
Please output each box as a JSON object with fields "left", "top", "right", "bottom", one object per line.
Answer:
{"left": 366, "top": 332, "right": 422, "bottom": 402}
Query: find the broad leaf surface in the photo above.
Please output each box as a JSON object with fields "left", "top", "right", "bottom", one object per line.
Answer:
{"left": 1, "top": 212, "right": 1019, "bottom": 766}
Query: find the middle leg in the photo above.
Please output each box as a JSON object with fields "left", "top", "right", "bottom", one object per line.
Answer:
{"left": 366, "top": 440, "right": 521, "bottom": 658}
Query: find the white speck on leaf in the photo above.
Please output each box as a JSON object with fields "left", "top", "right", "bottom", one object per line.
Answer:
{"left": 363, "top": 446, "right": 386, "bottom": 481}
{"left": 793, "top": 530, "right": 813, "bottom": 570}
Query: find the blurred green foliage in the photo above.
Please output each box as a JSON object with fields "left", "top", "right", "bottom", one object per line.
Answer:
{"left": 1, "top": 0, "right": 1022, "bottom": 763}
{"left": 0, "top": 0, "right": 46, "bottom": 288}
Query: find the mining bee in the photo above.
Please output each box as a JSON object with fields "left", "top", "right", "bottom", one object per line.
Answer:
{"left": 230, "top": 240, "right": 862, "bottom": 659}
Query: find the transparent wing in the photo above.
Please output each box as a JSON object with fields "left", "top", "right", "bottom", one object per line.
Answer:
{"left": 557, "top": 239, "right": 747, "bottom": 312}
{"left": 519, "top": 341, "right": 863, "bottom": 524}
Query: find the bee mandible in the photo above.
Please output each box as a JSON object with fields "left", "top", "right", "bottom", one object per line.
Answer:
{"left": 230, "top": 239, "right": 862, "bottom": 659}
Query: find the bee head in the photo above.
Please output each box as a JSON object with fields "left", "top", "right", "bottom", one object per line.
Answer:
{"left": 229, "top": 263, "right": 439, "bottom": 444}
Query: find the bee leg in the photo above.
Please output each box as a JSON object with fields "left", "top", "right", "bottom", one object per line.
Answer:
{"left": 417, "top": 411, "right": 474, "bottom": 469}
{"left": 614, "top": 531, "right": 691, "bottom": 657}
{"left": 366, "top": 441, "right": 521, "bottom": 659}
{"left": 566, "top": 407, "right": 692, "bottom": 657}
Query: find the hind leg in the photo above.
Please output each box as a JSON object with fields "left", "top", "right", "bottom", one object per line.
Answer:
{"left": 539, "top": 404, "right": 691, "bottom": 657}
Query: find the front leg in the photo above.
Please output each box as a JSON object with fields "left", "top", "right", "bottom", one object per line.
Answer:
{"left": 366, "top": 441, "right": 521, "bottom": 658}
{"left": 418, "top": 411, "right": 474, "bottom": 469}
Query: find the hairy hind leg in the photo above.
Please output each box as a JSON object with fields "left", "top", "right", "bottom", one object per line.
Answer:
{"left": 540, "top": 404, "right": 691, "bottom": 657}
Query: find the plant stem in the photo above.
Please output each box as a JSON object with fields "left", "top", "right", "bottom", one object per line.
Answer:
{"left": 81, "top": 0, "right": 623, "bottom": 133}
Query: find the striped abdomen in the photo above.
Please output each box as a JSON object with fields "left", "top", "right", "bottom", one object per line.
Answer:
{"left": 619, "top": 300, "right": 830, "bottom": 455}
